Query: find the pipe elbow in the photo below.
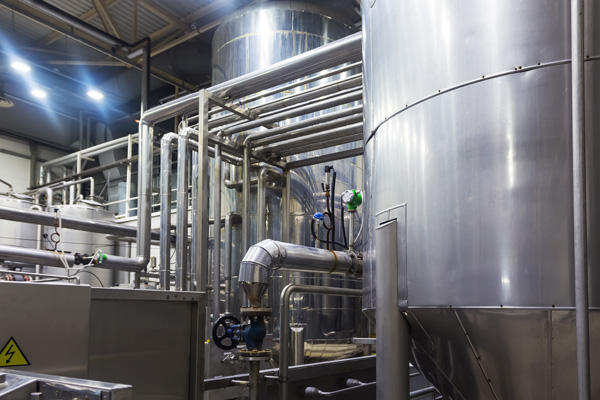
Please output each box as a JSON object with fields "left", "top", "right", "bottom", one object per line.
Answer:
{"left": 239, "top": 239, "right": 283, "bottom": 284}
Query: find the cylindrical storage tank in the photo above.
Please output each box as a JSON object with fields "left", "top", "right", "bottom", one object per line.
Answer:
{"left": 212, "top": 1, "right": 365, "bottom": 350}
{"left": 0, "top": 195, "right": 38, "bottom": 250}
{"left": 45, "top": 203, "right": 114, "bottom": 287}
{"left": 362, "top": 1, "right": 600, "bottom": 399}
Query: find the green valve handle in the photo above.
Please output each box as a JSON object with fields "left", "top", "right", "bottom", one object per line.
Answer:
{"left": 98, "top": 252, "right": 108, "bottom": 263}
{"left": 342, "top": 189, "right": 363, "bottom": 211}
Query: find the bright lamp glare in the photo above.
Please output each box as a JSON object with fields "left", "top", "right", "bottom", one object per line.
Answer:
{"left": 87, "top": 89, "right": 104, "bottom": 100}
{"left": 11, "top": 60, "right": 31, "bottom": 73}
{"left": 31, "top": 89, "right": 47, "bottom": 99}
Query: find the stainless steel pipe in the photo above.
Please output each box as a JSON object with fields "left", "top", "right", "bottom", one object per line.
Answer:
{"left": 239, "top": 239, "right": 361, "bottom": 286}
{"left": 279, "top": 284, "right": 362, "bottom": 400}
{"left": 290, "top": 323, "right": 305, "bottom": 366}
{"left": 571, "top": 0, "right": 590, "bottom": 398}
{"left": 223, "top": 212, "right": 241, "bottom": 314}
{"left": 257, "top": 167, "right": 282, "bottom": 242}
{"left": 221, "top": 88, "right": 363, "bottom": 136}
{"left": 176, "top": 129, "right": 192, "bottom": 290}
{"left": 212, "top": 139, "right": 223, "bottom": 319}
{"left": 159, "top": 132, "right": 178, "bottom": 290}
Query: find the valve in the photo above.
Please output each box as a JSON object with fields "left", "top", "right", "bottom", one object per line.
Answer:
{"left": 212, "top": 315, "right": 242, "bottom": 350}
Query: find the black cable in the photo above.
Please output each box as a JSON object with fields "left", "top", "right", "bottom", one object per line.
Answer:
{"left": 310, "top": 219, "right": 346, "bottom": 248}
{"left": 74, "top": 269, "right": 104, "bottom": 287}
{"left": 330, "top": 169, "right": 337, "bottom": 250}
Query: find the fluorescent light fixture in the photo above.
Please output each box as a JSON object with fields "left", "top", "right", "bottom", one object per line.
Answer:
{"left": 87, "top": 89, "right": 104, "bottom": 100}
{"left": 11, "top": 60, "right": 31, "bottom": 73}
{"left": 31, "top": 88, "right": 47, "bottom": 99}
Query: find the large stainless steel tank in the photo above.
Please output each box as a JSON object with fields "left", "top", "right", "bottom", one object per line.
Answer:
{"left": 0, "top": 194, "right": 38, "bottom": 250}
{"left": 212, "top": 1, "right": 365, "bottom": 343}
{"left": 362, "top": 1, "right": 600, "bottom": 398}
{"left": 45, "top": 202, "right": 114, "bottom": 287}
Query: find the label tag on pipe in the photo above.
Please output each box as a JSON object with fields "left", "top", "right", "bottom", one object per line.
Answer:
{"left": 0, "top": 337, "right": 30, "bottom": 367}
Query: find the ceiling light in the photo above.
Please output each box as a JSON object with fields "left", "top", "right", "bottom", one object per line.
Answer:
{"left": 10, "top": 60, "right": 31, "bottom": 73}
{"left": 31, "top": 89, "right": 47, "bottom": 99}
{"left": 87, "top": 89, "right": 104, "bottom": 100}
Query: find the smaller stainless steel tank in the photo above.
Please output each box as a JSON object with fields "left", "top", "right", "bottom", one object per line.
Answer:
{"left": 0, "top": 194, "right": 39, "bottom": 250}
{"left": 45, "top": 202, "right": 114, "bottom": 287}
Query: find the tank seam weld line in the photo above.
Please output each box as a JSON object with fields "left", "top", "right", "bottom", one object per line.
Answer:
{"left": 365, "top": 55, "right": 600, "bottom": 145}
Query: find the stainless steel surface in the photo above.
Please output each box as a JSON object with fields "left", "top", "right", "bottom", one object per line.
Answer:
{"left": 375, "top": 220, "right": 408, "bottom": 400}
{"left": 176, "top": 129, "right": 191, "bottom": 291}
{"left": 290, "top": 323, "right": 305, "bottom": 366}
{"left": 571, "top": 1, "right": 591, "bottom": 399}
{"left": 205, "top": 355, "right": 376, "bottom": 400}
{"left": 362, "top": 0, "right": 600, "bottom": 397}
{"left": 0, "top": 196, "right": 37, "bottom": 250}
{"left": 278, "top": 284, "right": 362, "bottom": 400}
{"left": 195, "top": 91, "right": 210, "bottom": 292}
{"left": 0, "top": 269, "right": 80, "bottom": 284}
{"left": 45, "top": 203, "right": 115, "bottom": 287}
{"left": 159, "top": 132, "right": 178, "bottom": 290}
{"left": 88, "top": 288, "right": 206, "bottom": 400}
{"left": 0, "top": 369, "right": 132, "bottom": 400}
{"left": 239, "top": 239, "right": 361, "bottom": 286}
{"left": 0, "top": 282, "right": 91, "bottom": 378}
{"left": 213, "top": 139, "right": 222, "bottom": 319}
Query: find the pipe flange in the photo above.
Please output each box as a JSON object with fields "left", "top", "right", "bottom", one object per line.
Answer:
{"left": 239, "top": 349, "right": 271, "bottom": 361}
{"left": 240, "top": 307, "right": 272, "bottom": 317}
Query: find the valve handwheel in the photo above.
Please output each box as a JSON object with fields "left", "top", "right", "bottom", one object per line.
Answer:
{"left": 212, "top": 315, "right": 242, "bottom": 350}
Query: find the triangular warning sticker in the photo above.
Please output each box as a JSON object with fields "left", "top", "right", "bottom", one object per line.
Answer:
{"left": 0, "top": 337, "right": 30, "bottom": 367}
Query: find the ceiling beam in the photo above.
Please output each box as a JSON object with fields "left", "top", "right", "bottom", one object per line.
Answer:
{"left": 184, "top": 0, "right": 232, "bottom": 24}
{"left": 92, "top": 0, "right": 122, "bottom": 39}
{"left": 36, "top": 0, "right": 122, "bottom": 46}
{"left": 138, "top": 0, "right": 189, "bottom": 32}
{"left": 0, "top": 0, "right": 197, "bottom": 92}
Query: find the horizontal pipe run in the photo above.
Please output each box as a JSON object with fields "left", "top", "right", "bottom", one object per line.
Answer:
{"left": 286, "top": 148, "right": 364, "bottom": 169}
{"left": 207, "top": 61, "right": 362, "bottom": 118}
{"left": 0, "top": 269, "right": 80, "bottom": 284}
{"left": 258, "top": 122, "right": 363, "bottom": 154}
{"left": 221, "top": 88, "right": 363, "bottom": 137}
{"left": 141, "top": 32, "right": 362, "bottom": 125}
{"left": 275, "top": 135, "right": 363, "bottom": 158}
{"left": 244, "top": 104, "right": 363, "bottom": 146}
{"left": 0, "top": 206, "right": 162, "bottom": 241}
{"left": 279, "top": 285, "right": 363, "bottom": 400}
{"left": 252, "top": 112, "right": 363, "bottom": 148}
{"left": 41, "top": 134, "right": 138, "bottom": 168}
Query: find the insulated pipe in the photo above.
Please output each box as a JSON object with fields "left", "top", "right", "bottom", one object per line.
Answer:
{"left": 176, "top": 128, "right": 192, "bottom": 291}
{"left": 279, "top": 284, "right": 362, "bottom": 400}
{"left": 571, "top": 0, "right": 590, "bottom": 398}
{"left": 212, "top": 137, "right": 223, "bottom": 319}
{"left": 221, "top": 88, "right": 363, "bottom": 137}
{"left": 140, "top": 33, "right": 363, "bottom": 126}
{"left": 0, "top": 244, "right": 75, "bottom": 268}
{"left": 209, "top": 74, "right": 362, "bottom": 128}
{"left": 191, "top": 151, "right": 198, "bottom": 291}
{"left": 41, "top": 135, "right": 138, "bottom": 169}
{"left": 252, "top": 111, "right": 363, "bottom": 148}
{"left": 159, "top": 132, "right": 178, "bottom": 290}
{"left": 239, "top": 239, "right": 361, "bottom": 285}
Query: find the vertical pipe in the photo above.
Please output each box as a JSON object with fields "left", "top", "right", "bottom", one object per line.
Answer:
{"left": 195, "top": 91, "right": 210, "bottom": 292}
{"left": 140, "top": 43, "right": 150, "bottom": 114}
{"left": 348, "top": 210, "right": 355, "bottom": 251}
{"left": 571, "top": 0, "right": 590, "bottom": 399}
{"left": 31, "top": 204, "right": 43, "bottom": 278}
{"left": 160, "top": 133, "right": 177, "bottom": 290}
{"left": 62, "top": 167, "right": 67, "bottom": 204}
{"left": 257, "top": 168, "right": 267, "bottom": 241}
{"left": 191, "top": 151, "right": 198, "bottom": 291}
{"left": 125, "top": 134, "right": 133, "bottom": 218}
{"left": 282, "top": 170, "right": 291, "bottom": 243}
{"left": 136, "top": 122, "right": 153, "bottom": 273}
{"left": 224, "top": 212, "right": 234, "bottom": 314}
{"left": 213, "top": 142, "right": 222, "bottom": 319}
{"left": 243, "top": 147, "right": 251, "bottom": 255}
{"left": 176, "top": 132, "right": 190, "bottom": 291}
{"left": 375, "top": 221, "right": 408, "bottom": 400}
{"left": 76, "top": 152, "right": 82, "bottom": 198}
{"left": 290, "top": 323, "right": 305, "bottom": 366}
{"left": 248, "top": 360, "right": 260, "bottom": 400}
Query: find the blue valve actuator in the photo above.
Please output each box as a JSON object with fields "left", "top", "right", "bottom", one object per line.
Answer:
{"left": 313, "top": 212, "right": 324, "bottom": 221}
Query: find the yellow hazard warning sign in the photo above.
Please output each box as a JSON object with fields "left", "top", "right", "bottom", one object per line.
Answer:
{"left": 0, "top": 337, "right": 30, "bottom": 367}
